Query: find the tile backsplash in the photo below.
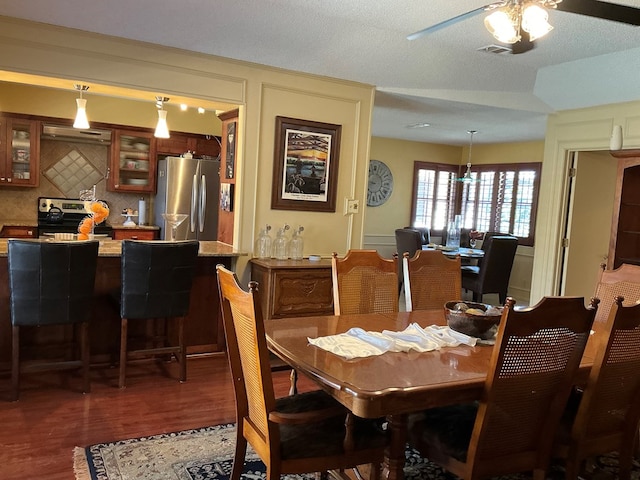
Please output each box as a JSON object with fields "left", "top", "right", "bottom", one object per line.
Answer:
{"left": 0, "top": 139, "right": 154, "bottom": 226}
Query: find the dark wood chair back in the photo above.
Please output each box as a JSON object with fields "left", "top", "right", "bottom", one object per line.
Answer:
{"left": 592, "top": 262, "right": 640, "bottom": 331}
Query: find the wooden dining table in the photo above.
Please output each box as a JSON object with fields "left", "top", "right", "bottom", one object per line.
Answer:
{"left": 265, "top": 309, "right": 597, "bottom": 480}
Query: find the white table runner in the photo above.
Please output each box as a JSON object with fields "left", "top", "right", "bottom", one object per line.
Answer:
{"left": 308, "top": 323, "right": 477, "bottom": 359}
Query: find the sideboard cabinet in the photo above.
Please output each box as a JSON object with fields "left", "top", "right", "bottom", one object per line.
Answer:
{"left": 250, "top": 258, "right": 333, "bottom": 320}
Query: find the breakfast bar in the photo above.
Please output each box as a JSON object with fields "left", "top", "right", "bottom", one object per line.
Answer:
{"left": 0, "top": 239, "right": 246, "bottom": 365}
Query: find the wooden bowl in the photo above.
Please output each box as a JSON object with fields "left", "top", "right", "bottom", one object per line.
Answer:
{"left": 444, "top": 301, "right": 502, "bottom": 340}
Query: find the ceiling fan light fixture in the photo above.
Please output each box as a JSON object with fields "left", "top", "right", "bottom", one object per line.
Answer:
{"left": 521, "top": 3, "right": 553, "bottom": 41}
{"left": 484, "top": 8, "right": 520, "bottom": 44}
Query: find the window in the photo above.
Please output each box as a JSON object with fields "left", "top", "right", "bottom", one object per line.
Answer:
{"left": 411, "top": 162, "right": 541, "bottom": 246}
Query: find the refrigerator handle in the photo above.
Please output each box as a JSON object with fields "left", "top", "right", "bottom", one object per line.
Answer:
{"left": 199, "top": 174, "right": 206, "bottom": 232}
{"left": 191, "top": 173, "right": 198, "bottom": 232}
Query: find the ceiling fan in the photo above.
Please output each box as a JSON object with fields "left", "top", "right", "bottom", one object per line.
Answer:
{"left": 408, "top": 0, "right": 640, "bottom": 54}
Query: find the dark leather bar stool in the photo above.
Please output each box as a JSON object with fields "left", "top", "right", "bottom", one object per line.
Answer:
{"left": 7, "top": 239, "right": 99, "bottom": 401}
{"left": 118, "top": 240, "right": 199, "bottom": 388}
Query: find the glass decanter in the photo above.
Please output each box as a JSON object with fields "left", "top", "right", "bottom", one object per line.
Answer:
{"left": 289, "top": 226, "right": 304, "bottom": 260}
{"left": 254, "top": 224, "right": 272, "bottom": 259}
{"left": 272, "top": 224, "right": 290, "bottom": 260}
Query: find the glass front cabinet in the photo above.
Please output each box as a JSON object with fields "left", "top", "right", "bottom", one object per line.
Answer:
{"left": 0, "top": 116, "right": 39, "bottom": 187}
{"left": 108, "top": 129, "right": 157, "bottom": 193}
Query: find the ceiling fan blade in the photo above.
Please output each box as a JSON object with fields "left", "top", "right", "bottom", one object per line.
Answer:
{"left": 556, "top": 0, "right": 640, "bottom": 25}
{"left": 407, "top": 4, "right": 496, "bottom": 40}
{"left": 511, "top": 29, "right": 536, "bottom": 54}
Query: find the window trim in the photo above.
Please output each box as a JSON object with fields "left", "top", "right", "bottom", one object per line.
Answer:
{"left": 411, "top": 161, "right": 541, "bottom": 247}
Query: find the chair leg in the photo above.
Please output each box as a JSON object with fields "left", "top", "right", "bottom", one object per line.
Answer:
{"left": 178, "top": 316, "right": 186, "bottom": 382}
{"left": 80, "top": 322, "right": 91, "bottom": 394}
{"left": 230, "top": 431, "right": 247, "bottom": 480}
{"left": 119, "top": 318, "right": 128, "bottom": 389}
{"left": 11, "top": 325, "right": 20, "bottom": 402}
{"left": 289, "top": 368, "right": 298, "bottom": 395}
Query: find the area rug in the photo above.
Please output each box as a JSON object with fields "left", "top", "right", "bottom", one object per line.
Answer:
{"left": 73, "top": 423, "right": 638, "bottom": 480}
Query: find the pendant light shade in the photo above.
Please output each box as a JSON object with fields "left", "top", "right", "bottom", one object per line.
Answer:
{"left": 154, "top": 96, "right": 170, "bottom": 139}
{"left": 73, "top": 84, "right": 90, "bottom": 129}
{"left": 458, "top": 130, "right": 478, "bottom": 184}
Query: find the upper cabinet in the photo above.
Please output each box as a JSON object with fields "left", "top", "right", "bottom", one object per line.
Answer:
{"left": 108, "top": 129, "right": 157, "bottom": 193}
{"left": 610, "top": 150, "right": 640, "bottom": 268}
{"left": 156, "top": 132, "right": 221, "bottom": 158}
{"left": 0, "top": 116, "right": 39, "bottom": 187}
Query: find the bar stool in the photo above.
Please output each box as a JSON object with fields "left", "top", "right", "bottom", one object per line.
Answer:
{"left": 7, "top": 239, "right": 99, "bottom": 401}
{"left": 118, "top": 240, "right": 199, "bottom": 388}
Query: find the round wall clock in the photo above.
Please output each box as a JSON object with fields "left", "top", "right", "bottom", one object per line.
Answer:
{"left": 367, "top": 160, "right": 393, "bottom": 206}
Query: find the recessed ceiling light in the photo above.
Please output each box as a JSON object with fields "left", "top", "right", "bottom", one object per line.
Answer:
{"left": 407, "top": 122, "right": 430, "bottom": 129}
{"left": 197, "top": 107, "right": 205, "bottom": 114}
{"left": 180, "top": 104, "right": 188, "bottom": 111}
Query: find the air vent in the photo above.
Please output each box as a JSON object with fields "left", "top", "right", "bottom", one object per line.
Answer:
{"left": 41, "top": 124, "right": 112, "bottom": 144}
{"left": 478, "top": 44, "right": 512, "bottom": 55}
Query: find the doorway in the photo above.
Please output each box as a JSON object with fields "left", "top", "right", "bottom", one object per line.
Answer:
{"left": 559, "top": 150, "right": 618, "bottom": 298}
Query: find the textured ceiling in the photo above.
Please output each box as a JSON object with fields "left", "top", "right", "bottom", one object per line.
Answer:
{"left": 1, "top": 0, "right": 640, "bottom": 145}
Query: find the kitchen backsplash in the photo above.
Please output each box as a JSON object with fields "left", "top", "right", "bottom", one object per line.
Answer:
{"left": 0, "top": 139, "right": 154, "bottom": 225}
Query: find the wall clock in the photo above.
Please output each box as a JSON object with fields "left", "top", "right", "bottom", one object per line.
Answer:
{"left": 367, "top": 159, "right": 393, "bottom": 206}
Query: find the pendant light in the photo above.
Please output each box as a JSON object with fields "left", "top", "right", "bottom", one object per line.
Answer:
{"left": 73, "top": 84, "right": 90, "bottom": 129}
{"left": 154, "top": 96, "right": 170, "bottom": 139}
{"left": 458, "top": 130, "right": 477, "bottom": 184}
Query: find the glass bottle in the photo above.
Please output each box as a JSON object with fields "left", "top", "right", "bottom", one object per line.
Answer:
{"left": 254, "top": 224, "right": 272, "bottom": 259}
{"left": 273, "top": 227, "right": 289, "bottom": 260}
{"left": 446, "top": 215, "right": 461, "bottom": 249}
{"left": 289, "top": 226, "right": 304, "bottom": 260}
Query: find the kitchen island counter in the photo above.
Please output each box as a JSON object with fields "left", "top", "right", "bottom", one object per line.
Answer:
{"left": 0, "top": 240, "right": 246, "bottom": 365}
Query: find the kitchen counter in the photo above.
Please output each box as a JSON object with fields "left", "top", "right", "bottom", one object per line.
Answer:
{"left": 0, "top": 239, "right": 244, "bottom": 257}
{"left": 0, "top": 240, "right": 246, "bottom": 364}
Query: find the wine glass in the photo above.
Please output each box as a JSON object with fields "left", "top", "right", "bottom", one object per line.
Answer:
{"left": 162, "top": 213, "right": 188, "bottom": 241}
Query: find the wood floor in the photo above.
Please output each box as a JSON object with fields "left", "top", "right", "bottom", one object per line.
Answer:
{"left": 0, "top": 354, "right": 312, "bottom": 480}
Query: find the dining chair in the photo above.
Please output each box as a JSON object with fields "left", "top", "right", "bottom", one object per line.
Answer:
{"left": 407, "top": 295, "right": 597, "bottom": 480}
{"left": 403, "top": 250, "right": 461, "bottom": 311}
{"left": 118, "top": 239, "right": 199, "bottom": 388}
{"left": 591, "top": 262, "right": 640, "bottom": 331}
{"left": 7, "top": 239, "right": 99, "bottom": 401}
{"left": 216, "top": 265, "right": 387, "bottom": 480}
{"left": 552, "top": 296, "right": 640, "bottom": 480}
{"left": 395, "top": 228, "right": 423, "bottom": 293}
{"left": 461, "top": 234, "right": 518, "bottom": 304}
{"left": 331, "top": 250, "right": 398, "bottom": 315}
{"left": 403, "top": 225, "right": 430, "bottom": 245}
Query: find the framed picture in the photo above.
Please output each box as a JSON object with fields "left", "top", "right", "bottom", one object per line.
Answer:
{"left": 271, "top": 116, "right": 341, "bottom": 212}
{"left": 220, "top": 183, "right": 234, "bottom": 212}
{"left": 225, "top": 121, "right": 236, "bottom": 179}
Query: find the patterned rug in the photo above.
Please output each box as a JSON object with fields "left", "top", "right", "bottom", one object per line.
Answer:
{"left": 73, "top": 423, "right": 637, "bottom": 480}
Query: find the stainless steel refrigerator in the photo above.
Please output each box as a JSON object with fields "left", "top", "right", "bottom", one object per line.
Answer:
{"left": 154, "top": 156, "right": 220, "bottom": 241}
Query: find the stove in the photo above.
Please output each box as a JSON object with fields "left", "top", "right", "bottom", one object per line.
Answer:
{"left": 37, "top": 197, "right": 113, "bottom": 238}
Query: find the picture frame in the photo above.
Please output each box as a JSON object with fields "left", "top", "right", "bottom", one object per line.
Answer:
{"left": 271, "top": 116, "right": 341, "bottom": 212}
{"left": 220, "top": 183, "right": 234, "bottom": 212}
{"left": 225, "top": 121, "right": 236, "bottom": 179}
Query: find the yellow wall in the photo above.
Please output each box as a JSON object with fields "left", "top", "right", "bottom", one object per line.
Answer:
{"left": 0, "top": 16, "right": 376, "bottom": 283}
{"left": 464, "top": 141, "right": 545, "bottom": 164}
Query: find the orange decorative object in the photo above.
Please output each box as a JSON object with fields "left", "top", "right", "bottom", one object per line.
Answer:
{"left": 90, "top": 201, "right": 109, "bottom": 224}
{"left": 77, "top": 233, "right": 90, "bottom": 241}
{"left": 78, "top": 216, "right": 94, "bottom": 235}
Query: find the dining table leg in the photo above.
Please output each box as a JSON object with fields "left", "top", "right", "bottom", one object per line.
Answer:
{"left": 381, "top": 413, "right": 407, "bottom": 480}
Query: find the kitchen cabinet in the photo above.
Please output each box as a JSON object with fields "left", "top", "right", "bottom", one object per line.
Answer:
{"left": 108, "top": 129, "right": 157, "bottom": 193}
{"left": 609, "top": 150, "right": 640, "bottom": 268}
{"left": 112, "top": 226, "right": 159, "bottom": 240}
{"left": 156, "top": 132, "right": 221, "bottom": 158}
{"left": 217, "top": 109, "right": 238, "bottom": 245}
{"left": 0, "top": 116, "right": 40, "bottom": 187}
{"left": 250, "top": 258, "right": 334, "bottom": 320}
{"left": 0, "top": 225, "right": 37, "bottom": 238}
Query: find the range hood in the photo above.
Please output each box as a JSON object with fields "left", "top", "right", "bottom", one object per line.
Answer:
{"left": 42, "top": 124, "right": 112, "bottom": 144}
